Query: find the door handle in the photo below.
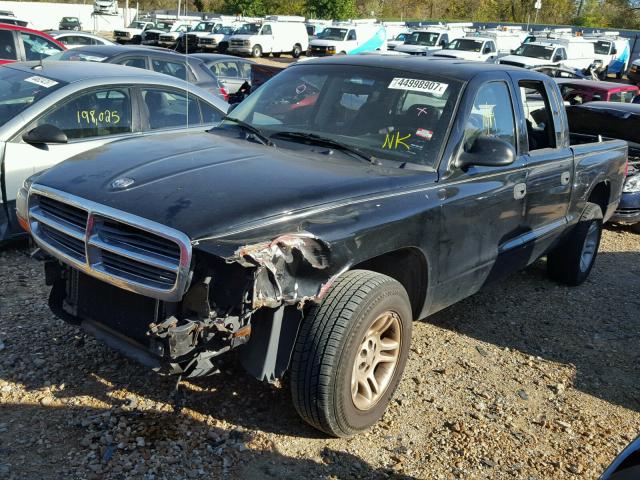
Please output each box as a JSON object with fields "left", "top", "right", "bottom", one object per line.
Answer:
{"left": 514, "top": 182, "right": 527, "bottom": 200}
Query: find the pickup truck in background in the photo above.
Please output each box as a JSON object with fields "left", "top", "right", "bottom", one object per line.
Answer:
{"left": 17, "top": 57, "right": 627, "bottom": 437}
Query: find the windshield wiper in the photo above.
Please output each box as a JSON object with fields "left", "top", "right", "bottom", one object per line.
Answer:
{"left": 272, "top": 131, "right": 380, "bottom": 165}
{"left": 223, "top": 117, "right": 275, "bottom": 147}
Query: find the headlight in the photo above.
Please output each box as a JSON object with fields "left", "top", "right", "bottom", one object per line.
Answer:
{"left": 623, "top": 174, "right": 640, "bottom": 193}
{"left": 327, "top": 46, "right": 336, "bottom": 52}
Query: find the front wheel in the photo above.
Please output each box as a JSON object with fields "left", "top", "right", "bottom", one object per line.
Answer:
{"left": 547, "top": 202, "right": 603, "bottom": 285}
{"left": 292, "top": 44, "right": 302, "bottom": 58}
{"left": 290, "top": 270, "right": 412, "bottom": 437}
{"left": 251, "top": 44, "right": 262, "bottom": 58}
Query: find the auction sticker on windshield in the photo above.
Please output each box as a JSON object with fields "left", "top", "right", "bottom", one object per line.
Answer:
{"left": 24, "top": 76, "right": 58, "bottom": 88}
{"left": 389, "top": 78, "right": 448, "bottom": 96}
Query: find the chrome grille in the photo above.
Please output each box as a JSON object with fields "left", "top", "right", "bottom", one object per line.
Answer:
{"left": 231, "top": 39, "right": 244, "bottom": 46}
{"left": 200, "top": 38, "right": 215, "bottom": 45}
{"left": 28, "top": 186, "right": 192, "bottom": 301}
{"left": 160, "top": 35, "right": 174, "bottom": 42}
{"left": 145, "top": 32, "right": 160, "bottom": 41}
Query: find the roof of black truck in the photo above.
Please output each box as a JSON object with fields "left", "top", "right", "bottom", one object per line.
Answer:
{"left": 296, "top": 55, "right": 543, "bottom": 81}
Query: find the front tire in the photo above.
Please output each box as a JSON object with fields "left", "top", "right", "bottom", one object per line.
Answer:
{"left": 290, "top": 270, "right": 412, "bottom": 437}
{"left": 251, "top": 44, "right": 262, "bottom": 58}
{"left": 547, "top": 202, "right": 603, "bottom": 286}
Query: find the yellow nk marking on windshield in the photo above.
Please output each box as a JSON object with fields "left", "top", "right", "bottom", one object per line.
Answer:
{"left": 382, "top": 131, "right": 411, "bottom": 150}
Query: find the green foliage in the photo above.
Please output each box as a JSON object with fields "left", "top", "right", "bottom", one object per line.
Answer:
{"left": 307, "top": 0, "right": 357, "bottom": 19}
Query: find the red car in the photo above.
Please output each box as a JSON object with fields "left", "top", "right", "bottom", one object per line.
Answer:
{"left": 0, "top": 23, "right": 66, "bottom": 65}
{"left": 557, "top": 78, "right": 639, "bottom": 105}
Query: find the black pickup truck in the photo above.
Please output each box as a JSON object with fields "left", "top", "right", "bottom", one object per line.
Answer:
{"left": 16, "top": 57, "right": 627, "bottom": 437}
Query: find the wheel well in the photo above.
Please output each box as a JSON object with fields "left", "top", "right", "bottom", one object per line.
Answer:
{"left": 588, "top": 181, "right": 610, "bottom": 216}
{"left": 352, "top": 248, "right": 428, "bottom": 320}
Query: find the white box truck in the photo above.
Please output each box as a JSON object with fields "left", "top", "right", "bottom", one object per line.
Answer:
{"left": 586, "top": 32, "right": 631, "bottom": 78}
{"left": 307, "top": 21, "right": 387, "bottom": 56}
{"left": 228, "top": 16, "right": 308, "bottom": 58}
{"left": 498, "top": 37, "right": 596, "bottom": 70}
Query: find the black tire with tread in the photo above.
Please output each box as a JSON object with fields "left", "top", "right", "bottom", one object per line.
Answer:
{"left": 547, "top": 202, "right": 603, "bottom": 286}
{"left": 251, "top": 44, "right": 262, "bottom": 58}
{"left": 290, "top": 270, "right": 412, "bottom": 437}
{"left": 292, "top": 44, "right": 302, "bottom": 58}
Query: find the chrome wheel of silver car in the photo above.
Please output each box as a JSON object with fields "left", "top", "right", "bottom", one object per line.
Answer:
{"left": 580, "top": 221, "right": 599, "bottom": 272}
{"left": 351, "top": 310, "right": 402, "bottom": 411}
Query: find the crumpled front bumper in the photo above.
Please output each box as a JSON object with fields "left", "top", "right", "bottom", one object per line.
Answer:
{"left": 611, "top": 190, "right": 640, "bottom": 224}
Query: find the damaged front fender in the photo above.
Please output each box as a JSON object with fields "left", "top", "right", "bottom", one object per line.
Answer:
{"left": 227, "top": 232, "right": 336, "bottom": 309}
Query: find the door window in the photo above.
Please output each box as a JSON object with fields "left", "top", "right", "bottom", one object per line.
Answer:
{"left": 116, "top": 56, "right": 146, "bottom": 69}
{"left": 34, "top": 88, "right": 133, "bottom": 140}
{"left": 141, "top": 88, "right": 201, "bottom": 130}
{"left": 211, "top": 61, "right": 239, "bottom": 78}
{"left": 261, "top": 25, "right": 272, "bottom": 35}
{"left": 59, "top": 35, "right": 92, "bottom": 46}
{"left": 347, "top": 30, "right": 356, "bottom": 41}
{"left": 519, "top": 80, "right": 556, "bottom": 151}
{"left": 152, "top": 58, "right": 190, "bottom": 81}
{"left": 463, "top": 81, "right": 516, "bottom": 151}
{"left": 199, "top": 99, "right": 223, "bottom": 124}
{"left": 0, "top": 30, "right": 17, "bottom": 60}
{"left": 20, "top": 32, "right": 63, "bottom": 60}
{"left": 239, "top": 61, "right": 251, "bottom": 79}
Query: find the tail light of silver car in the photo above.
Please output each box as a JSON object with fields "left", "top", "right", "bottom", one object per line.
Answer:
{"left": 27, "top": 185, "right": 192, "bottom": 301}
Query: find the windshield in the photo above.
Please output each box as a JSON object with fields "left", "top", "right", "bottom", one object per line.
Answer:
{"left": 155, "top": 22, "right": 173, "bottom": 31}
{"left": 236, "top": 23, "right": 260, "bottom": 34}
{"left": 193, "top": 22, "right": 214, "bottom": 32}
{"left": 222, "top": 64, "right": 462, "bottom": 167}
{"left": 216, "top": 26, "right": 234, "bottom": 35}
{"left": 446, "top": 38, "right": 483, "bottom": 52}
{"left": 0, "top": 68, "right": 67, "bottom": 128}
{"left": 62, "top": 17, "right": 78, "bottom": 22}
{"left": 593, "top": 40, "right": 611, "bottom": 55}
{"left": 405, "top": 32, "right": 439, "bottom": 46}
{"left": 394, "top": 33, "right": 407, "bottom": 41}
{"left": 514, "top": 44, "right": 554, "bottom": 60}
{"left": 129, "top": 21, "right": 146, "bottom": 29}
{"left": 318, "top": 28, "right": 348, "bottom": 41}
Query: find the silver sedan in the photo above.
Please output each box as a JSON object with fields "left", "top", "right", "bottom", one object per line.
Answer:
{"left": 0, "top": 61, "right": 228, "bottom": 242}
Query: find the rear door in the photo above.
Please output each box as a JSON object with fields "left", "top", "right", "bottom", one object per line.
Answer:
{"left": 0, "top": 29, "right": 19, "bottom": 63}
{"left": 514, "top": 75, "right": 574, "bottom": 259}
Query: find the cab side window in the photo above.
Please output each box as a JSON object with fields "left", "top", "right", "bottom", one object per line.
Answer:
{"left": 35, "top": 88, "right": 133, "bottom": 140}
{"left": 261, "top": 25, "right": 272, "bottom": 35}
{"left": 20, "top": 32, "right": 63, "bottom": 60}
{"left": 152, "top": 58, "right": 189, "bottom": 81}
{"left": 0, "top": 30, "right": 17, "bottom": 60}
{"left": 519, "top": 80, "right": 556, "bottom": 151}
{"left": 463, "top": 81, "right": 516, "bottom": 152}
{"left": 347, "top": 30, "right": 357, "bottom": 41}
{"left": 116, "top": 56, "right": 146, "bottom": 69}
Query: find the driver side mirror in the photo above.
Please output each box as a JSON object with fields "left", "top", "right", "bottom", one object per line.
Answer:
{"left": 458, "top": 136, "right": 516, "bottom": 169}
{"left": 23, "top": 124, "right": 68, "bottom": 145}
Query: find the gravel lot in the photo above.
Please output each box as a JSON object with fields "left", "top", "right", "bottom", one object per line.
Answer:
{"left": 1, "top": 223, "right": 639, "bottom": 480}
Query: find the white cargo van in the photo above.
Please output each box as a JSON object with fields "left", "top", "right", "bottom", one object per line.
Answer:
{"left": 307, "top": 21, "right": 387, "bottom": 56}
{"left": 477, "top": 26, "right": 532, "bottom": 55}
{"left": 228, "top": 16, "right": 309, "bottom": 58}
{"left": 433, "top": 36, "right": 497, "bottom": 62}
{"left": 586, "top": 32, "right": 630, "bottom": 78}
{"left": 498, "top": 38, "right": 596, "bottom": 70}
{"left": 306, "top": 19, "right": 332, "bottom": 39}
{"left": 395, "top": 23, "right": 472, "bottom": 55}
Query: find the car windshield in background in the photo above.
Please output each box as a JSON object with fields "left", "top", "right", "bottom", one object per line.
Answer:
{"left": 193, "top": 22, "right": 215, "bottom": 32}
{"left": 155, "top": 22, "right": 173, "bottom": 30}
{"left": 217, "top": 26, "right": 235, "bottom": 35}
{"left": 318, "top": 28, "right": 348, "bottom": 41}
{"left": 224, "top": 64, "right": 462, "bottom": 167}
{"left": 515, "top": 44, "right": 554, "bottom": 60}
{"left": 405, "top": 32, "right": 439, "bottom": 46}
{"left": 62, "top": 17, "right": 78, "bottom": 22}
{"left": 395, "top": 33, "right": 407, "bottom": 41}
{"left": 129, "top": 22, "right": 146, "bottom": 29}
{"left": 446, "top": 39, "right": 483, "bottom": 52}
{"left": 0, "top": 68, "right": 67, "bottom": 127}
{"left": 593, "top": 41, "right": 611, "bottom": 55}
{"left": 236, "top": 23, "right": 260, "bottom": 35}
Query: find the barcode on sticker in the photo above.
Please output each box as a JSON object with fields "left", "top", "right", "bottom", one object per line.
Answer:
{"left": 388, "top": 78, "right": 448, "bottom": 96}
{"left": 24, "top": 76, "right": 58, "bottom": 88}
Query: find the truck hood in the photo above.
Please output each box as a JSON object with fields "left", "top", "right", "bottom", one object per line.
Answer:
{"left": 116, "top": 27, "right": 143, "bottom": 34}
{"left": 395, "top": 44, "right": 440, "bottom": 53}
{"left": 230, "top": 34, "right": 256, "bottom": 41}
{"left": 434, "top": 50, "right": 485, "bottom": 60}
{"left": 32, "top": 131, "right": 435, "bottom": 241}
{"left": 499, "top": 54, "right": 553, "bottom": 67}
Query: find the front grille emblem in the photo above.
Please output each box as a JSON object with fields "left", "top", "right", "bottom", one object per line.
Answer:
{"left": 111, "top": 177, "right": 135, "bottom": 189}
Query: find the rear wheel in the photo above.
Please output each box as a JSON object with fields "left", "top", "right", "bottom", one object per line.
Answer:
{"left": 251, "top": 44, "right": 262, "bottom": 58}
{"left": 290, "top": 270, "right": 412, "bottom": 437}
{"left": 547, "top": 202, "right": 603, "bottom": 286}
{"left": 292, "top": 44, "right": 302, "bottom": 58}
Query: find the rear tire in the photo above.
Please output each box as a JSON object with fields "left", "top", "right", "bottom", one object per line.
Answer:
{"left": 251, "top": 44, "right": 262, "bottom": 58}
{"left": 290, "top": 270, "right": 412, "bottom": 437}
{"left": 547, "top": 202, "right": 603, "bottom": 286}
{"left": 292, "top": 44, "right": 302, "bottom": 58}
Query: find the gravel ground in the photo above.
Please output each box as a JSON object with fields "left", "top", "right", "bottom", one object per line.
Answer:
{"left": 1, "top": 225, "right": 639, "bottom": 480}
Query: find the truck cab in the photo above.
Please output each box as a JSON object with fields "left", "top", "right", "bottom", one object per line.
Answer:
{"left": 307, "top": 22, "right": 386, "bottom": 56}
{"left": 588, "top": 34, "right": 630, "bottom": 78}
{"left": 113, "top": 21, "right": 154, "bottom": 44}
{"left": 433, "top": 36, "right": 497, "bottom": 62}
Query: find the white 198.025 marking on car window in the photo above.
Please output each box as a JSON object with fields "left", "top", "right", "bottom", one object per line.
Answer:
{"left": 388, "top": 78, "right": 448, "bottom": 96}
{"left": 24, "top": 76, "right": 58, "bottom": 88}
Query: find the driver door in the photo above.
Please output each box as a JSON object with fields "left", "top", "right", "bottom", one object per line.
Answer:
{"left": 260, "top": 24, "right": 274, "bottom": 52}
{"left": 432, "top": 78, "right": 528, "bottom": 311}
{"left": 3, "top": 87, "right": 138, "bottom": 205}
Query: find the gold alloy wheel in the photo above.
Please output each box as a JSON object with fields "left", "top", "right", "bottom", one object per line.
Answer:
{"left": 351, "top": 311, "right": 402, "bottom": 411}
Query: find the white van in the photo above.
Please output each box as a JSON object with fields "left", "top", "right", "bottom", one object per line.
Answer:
{"left": 395, "top": 23, "right": 472, "bottom": 55}
{"left": 433, "top": 36, "right": 498, "bottom": 62}
{"left": 478, "top": 26, "right": 532, "bottom": 55}
{"left": 307, "top": 21, "right": 387, "bottom": 56}
{"left": 498, "top": 38, "right": 596, "bottom": 70}
{"left": 306, "top": 19, "right": 332, "bottom": 39}
{"left": 228, "top": 16, "right": 309, "bottom": 58}
{"left": 586, "top": 32, "right": 631, "bottom": 78}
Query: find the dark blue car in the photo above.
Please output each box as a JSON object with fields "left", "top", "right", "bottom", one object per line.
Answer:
{"left": 566, "top": 102, "right": 640, "bottom": 230}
